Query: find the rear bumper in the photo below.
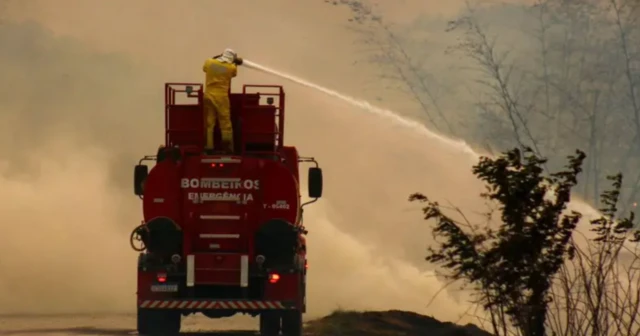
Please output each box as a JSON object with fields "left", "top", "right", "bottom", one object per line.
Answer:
{"left": 138, "top": 299, "right": 296, "bottom": 311}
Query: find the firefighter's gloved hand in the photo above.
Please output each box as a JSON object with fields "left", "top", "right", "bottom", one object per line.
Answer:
{"left": 234, "top": 56, "right": 244, "bottom": 66}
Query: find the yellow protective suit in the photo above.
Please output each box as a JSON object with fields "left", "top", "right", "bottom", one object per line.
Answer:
{"left": 202, "top": 57, "right": 238, "bottom": 152}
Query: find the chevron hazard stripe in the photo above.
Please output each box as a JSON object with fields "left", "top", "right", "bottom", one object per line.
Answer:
{"left": 138, "top": 300, "right": 289, "bottom": 310}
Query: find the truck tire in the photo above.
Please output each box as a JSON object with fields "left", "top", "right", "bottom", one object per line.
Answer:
{"left": 281, "top": 310, "right": 303, "bottom": 336}
{"left": 259, "top": 311, "right": 281, "bottom": 336}
{"left": 137, "top": 308, "right": 181, "bottom": 335}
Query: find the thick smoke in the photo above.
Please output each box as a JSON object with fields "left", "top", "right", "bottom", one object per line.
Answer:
{"left": 0, "top": 20, "right": 160, "bottom": 314}
{"left": 0, "top": 0, "right": 606, "bottom": 328}
{"left": 0, "top": 140, "right": 133, "bottom": 313}
{"left": 0, "top": 13, "right": 476, "bottom": 321}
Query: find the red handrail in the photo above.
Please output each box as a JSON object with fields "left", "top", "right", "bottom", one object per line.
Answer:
{"left": 241, "top": 85, "right": 285, "bottom": 152}
{"left": 164, "top": 83, "right": 285, "bottom": 154}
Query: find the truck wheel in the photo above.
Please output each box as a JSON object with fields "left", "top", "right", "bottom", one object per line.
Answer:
{"left": 281, "top": 310, "right": 303, "bottom": 336}
{"left": 137, "top": 308, "right": 181, "bottom": 335}
{"left": 259, "top": 311, "right": 281, "bottom": 336}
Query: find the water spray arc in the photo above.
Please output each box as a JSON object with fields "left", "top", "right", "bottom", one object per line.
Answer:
{"left": 242, "top": 60, "right": 477, "bottom": 159}
{"left": 241, "top": 58, "right": 605, "bottom": 226}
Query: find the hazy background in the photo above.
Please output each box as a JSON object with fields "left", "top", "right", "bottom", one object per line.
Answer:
{"left": 0, "top": 0, "right": 617, "bottom": 326}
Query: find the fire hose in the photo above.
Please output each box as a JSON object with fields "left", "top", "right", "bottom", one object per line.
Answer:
{"left": 130, "top": 223, "right": 148, "bottom": 252}
{"left": 129, "top": 218, "right": 183, "bottom": 255}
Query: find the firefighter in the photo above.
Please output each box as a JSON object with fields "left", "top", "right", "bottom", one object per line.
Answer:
{"left": 202, "top": 48, "right": 243, "bottom": 153}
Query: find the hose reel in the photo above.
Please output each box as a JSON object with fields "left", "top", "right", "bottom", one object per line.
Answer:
{"left": 129, "top": 217, "right": 182, "bottom": 256}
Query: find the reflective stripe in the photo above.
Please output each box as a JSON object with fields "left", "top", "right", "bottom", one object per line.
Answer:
{"left": 200, "top": 234, "right": 240, "bottom": 238}
{"left": 240, "top": 255, "right": 249, "bottom": 288}
{"left": 186, "top": 255, "right": 195, "bottom": 287}
{"left": 200, "top": 215, "right": 240, "bottom": 220}
{"left": 138, "top": 300, "right": 289, "bottom": 310}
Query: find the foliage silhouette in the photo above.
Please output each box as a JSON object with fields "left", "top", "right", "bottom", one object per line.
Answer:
{"left": 411, "top": 147, "right": 640, "bottom": 336}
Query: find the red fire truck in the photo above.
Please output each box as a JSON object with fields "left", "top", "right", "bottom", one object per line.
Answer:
{"left": 131, "top": 83, "right": 323, "bottom": 336}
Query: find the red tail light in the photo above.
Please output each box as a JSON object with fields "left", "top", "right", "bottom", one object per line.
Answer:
{"left": 157, "top": 273, "right": 167, "bottom": 283}
{"left": 268, "top": 273, "right": 280, "bottom": 284}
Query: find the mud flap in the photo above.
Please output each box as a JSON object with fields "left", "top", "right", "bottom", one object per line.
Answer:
{"left": 137, "top": 307, "right": 181, "bottom": 335}
{"left": 260, "top": 311, "right": 281, "bottom": 336}
{"left": 281, "top": 310, "right": 303, "bottom": 336}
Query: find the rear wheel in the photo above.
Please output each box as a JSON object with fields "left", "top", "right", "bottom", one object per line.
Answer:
{"left": 281, "top": 310, "right": 303, "bottom": 336}
{"left": 137, "top": 308, "right": 181, "bottom": 336}
{"left": 259, "top": 311, "right": 281, "bottom": 336}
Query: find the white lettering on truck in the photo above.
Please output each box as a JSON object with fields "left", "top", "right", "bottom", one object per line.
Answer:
{"left": 188, "top": 192, "right": 254, "bottom": 203}
{"left": 182, "top": 178, "right": 258, "bottom": 204}
{"left": 264, "top": 200, "right": 290, "bottom": 210}
{"left": 181, "top": 178, "right": 260, "bottom": 190}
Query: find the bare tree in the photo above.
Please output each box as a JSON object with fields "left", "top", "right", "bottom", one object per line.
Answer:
{"left": 467, "top": 0, "right": 640, "bottom": 211}
{"left": 530, "top": 0, "right": 557, "bottom": 151}
{"left": 608, "top": 0, "right": 640, "bottom": 214}
{"left": 327, "top": 0, "right": 640, "bottom": 214}
{"left": 546, "top": 174, "right": 640, "bottom": 336}
{"left": 446, "top": 4, "right": 545, "bottom": 158}
{"left": 325, "top": 0, "right": 457, "bottom": 135}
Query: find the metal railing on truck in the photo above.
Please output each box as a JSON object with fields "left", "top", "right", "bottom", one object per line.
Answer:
{"left": 163, "top": 83, "right": 286, "bottom": 156}
{"left": 239, "top": 84, "right": 285, "bottom": 155}
{"left": 164, "top": 83, "right": 204, "bottom": 148}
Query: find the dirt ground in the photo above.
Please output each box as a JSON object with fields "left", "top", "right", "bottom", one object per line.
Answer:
{"left": 0, "top": 314, "right": 269, "bottom": 336}
{"left": 0, "top": 311, "right": 492, "bottom": 336}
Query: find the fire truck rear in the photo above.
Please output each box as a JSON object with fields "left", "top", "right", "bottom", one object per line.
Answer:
{"left": 131, "top": 83, "right": 323, "bottom": 336}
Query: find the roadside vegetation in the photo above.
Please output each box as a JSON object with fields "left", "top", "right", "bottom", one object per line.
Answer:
{"left": 411, "top": 147, "right": 640, "bottom": 335}
{"left": 326, "top": 1, "right": 640, "bottom": 335}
